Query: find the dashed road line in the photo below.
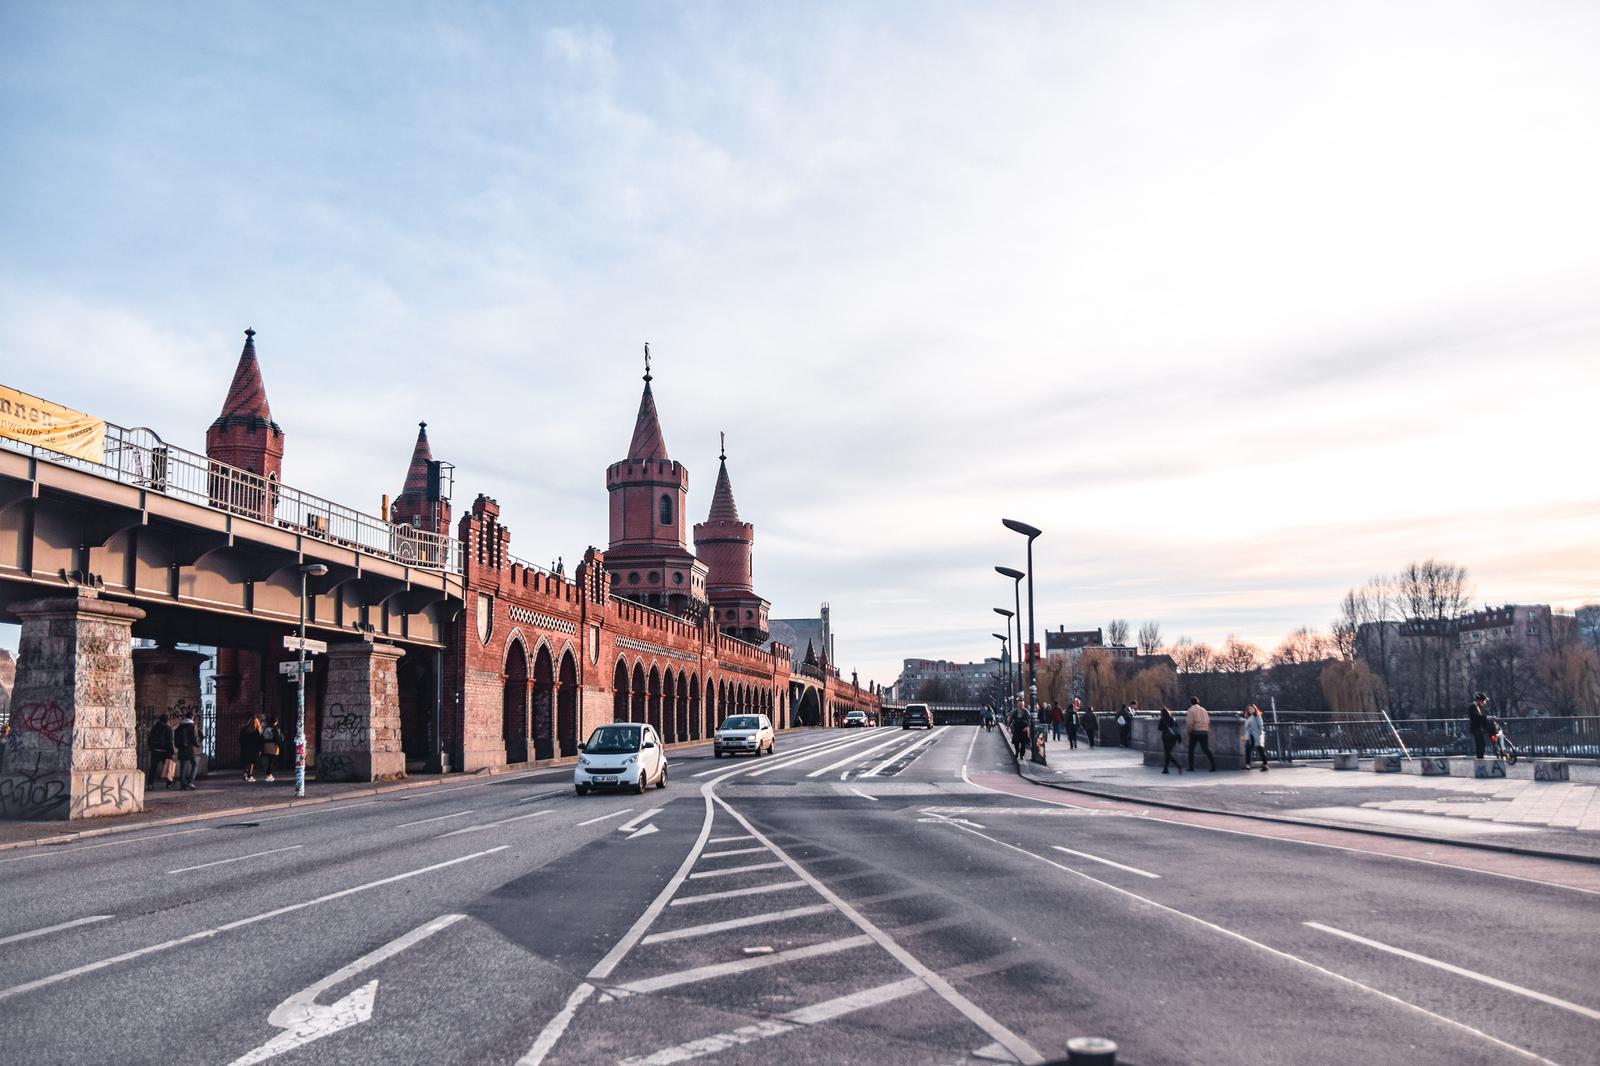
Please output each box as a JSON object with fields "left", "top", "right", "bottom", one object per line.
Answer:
{"left": 0, "top": 915, "right": 113, "bottom": 947}
{"left": 686, "top": 861, "right": 786, "bottom": 880}
{"left": 577, "top": 808, "right": 634, "bottom": 827}
{"left": 671, "top": 881, "right": 809, "bottom": 906}
{"left": 639, "top": 904, "right": 834, "bottom": 946}
{"left": 168, "top": 844, "right": 304, "bottom": 875}
{"left": 1050, "top": 845, "right": 1160, "bottom": 879}
{"left": 614, "top": 935, "right": 873, "bottom": 995}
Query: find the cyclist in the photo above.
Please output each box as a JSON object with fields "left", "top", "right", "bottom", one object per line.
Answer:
{"left": 1468, "top": 692, "right": 1493, "bottom": 759}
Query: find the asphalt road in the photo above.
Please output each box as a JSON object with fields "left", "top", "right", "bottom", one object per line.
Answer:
{"left": 2, "top": 725, "right": 1596, "bottom": 1065}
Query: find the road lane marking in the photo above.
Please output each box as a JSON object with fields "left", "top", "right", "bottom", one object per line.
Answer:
{"left": 0, "top": 915, "right": 113, "bottom": 947}
{"left": 397, "top": 809, "right": 476, "bottom": 829}
{"left": 710, "top": 795, "right": 1045, "bottom": 1066}
{"left": 614, "top": 935, "right": 873, "bottom": 994}
{"left": 577, "top": 808, "right": 634, "bottom": 827}
{"left": 709, "top": 834, "right": 752, "bottom": 844}
{"left": 250, "top": 801, "right": 381, "bottom": 823}
{"left": 227, "top": 913, "right": 467, "bottom": 1065}
{"left": 848, "top": 788, "right": 880, "bottom": 801}
{"left": 1050, "top": 845, "right": 1160, "bottom": 879}
{"left": 926, "top": 814, "right": 1560, "bottom": 1065}
{"left": 671, "top": 881, "right": 808, "bottom": 906}
{"left": 691, "top": 734, "right": 847, "bottom": 776}
{"left": 0, "top": 827, "right": 213, "bottom": 864}
{"left": 1305, "top": 922, "right": 1600, "bottom": 1022}
{"left": 168, "top": 845, "right": 304, "bottom": 875}
{"left": 687, "top": 861, "right": 786, "bottom": 880}
{"left": 0, "top": 846, "right": 508, "bottom": 1003}
{"left": 803, "top": 731, "right": 919, "bottom": 778}
{"left": 860, "top": 726, "right": 949, "bottom": 778}
{"left": 618, "top": 808, "right": 664, "bottom": 833}
{"left": 617, "top": 976, "right": 927, "bottom": 1066}
{"left": 700, "top": 845, "right": 768, "bottom": 858}
{"left": 639, "top": 904, "right": 834, "bottom": 946}
{"left": 746, "top": 732, "right": 896, "bottom": 777}
{"left": 437, "top": 810, "right": 551, "bottom": 837}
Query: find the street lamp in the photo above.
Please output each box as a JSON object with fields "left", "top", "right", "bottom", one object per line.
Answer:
{"left": 991, "top": 632, "right": 1010, "bottom": 705}
{"left": 995, "top": 566, "right": 1024, "bottom": 702}
{"left": 295, "top": 562, "right": 329, "bottom": 798}
{"left": 993, "top": 606, "right": 1016, "bottom": 700}
{"left": 1001, "top": 519, "right": 1042, "bottom": 716}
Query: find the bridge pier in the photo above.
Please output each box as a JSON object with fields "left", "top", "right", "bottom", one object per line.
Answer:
{"left": 132, "top": 646, "right": 208, "bottom": 774}
{"left": 317, "top": 641, "right": 407, "bottom": 782}
{"left": 1, "top": 590, "right": 146, "bottom": 820}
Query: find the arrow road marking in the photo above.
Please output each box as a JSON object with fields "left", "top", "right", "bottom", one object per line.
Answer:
{"left": 227, "top": 913, "right": 467, "bottom": 1065}
{"left": 619, "top": 807, "right": 664, "bottom": 839}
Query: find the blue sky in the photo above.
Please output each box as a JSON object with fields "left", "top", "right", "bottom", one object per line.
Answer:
{"left": 3, "top": 2, "right": 1598, "bottom": 683}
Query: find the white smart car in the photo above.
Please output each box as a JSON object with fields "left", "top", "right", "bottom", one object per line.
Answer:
{"left": 575, "top": 722, "right": 668, "bottom": 794}
{"left": 714, "top": 714, "right": 775, "bottom": 758}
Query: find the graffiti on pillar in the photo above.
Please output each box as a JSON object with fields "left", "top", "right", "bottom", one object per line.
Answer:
{"left": 325, "top": 705, "right": 366, "bottom": 742}
{"left": 318, "top": 754, "right": 355, "bottom": 779}
{"left": 13, "top": 701, "right": 72, "bottom": 747}
{"left": 0, "top": 755, "right": 69, "bottom": 818}
{"left": 72, "top": 773, "right": 139, "bottom": 817}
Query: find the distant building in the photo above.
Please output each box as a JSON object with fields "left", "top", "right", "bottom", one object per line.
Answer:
{"left": 1046, "top": 627, "right": 1102, "bottom": 655}
{"left": 768, "top": 603, "right": 832, "bottom": 671}
{"left": 895, "top": 657, "right": 1002, "bottom": 701}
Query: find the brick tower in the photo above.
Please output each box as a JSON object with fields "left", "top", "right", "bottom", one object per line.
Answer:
{"left": 390, "top": 421, "right": 451, "bottom": 534}
{"left": 693, "top": 434, "right": 769, "bottom": 643}
{"left": 605, "top": 346, "right": 708, "bottom": 617}
{"left": 205, "top": 328, "right": 283, "bottom": 481}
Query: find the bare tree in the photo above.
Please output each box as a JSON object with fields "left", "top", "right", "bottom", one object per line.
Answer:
{"left": 1271, "top": 627, "right": 1333, "bottom": 666}
{"left": 1396, "top": 559, "right": 1472, "bottom": 714}
{"left": 1137, "top": 621, "right": 1163, "bottom": 656}
{"left": 1216, "top": 635, "right": 1263, "bottom": 707}
{"left": 1127, "top": 663, "right": 1177, "bottom": 708}
{"left": 1106, "top": 619, "right": 1131, "bottom": 647}
{"left": 1034, "top": 653, "right": 1074, "bottom": 707}
{"left": 1321, "top": 660, "right": 1384, "bottom": 718}
{"left": 1170, "top": 638, "right": 1214, "bottom": 677}
{"left": 1080, "top": 648, "right": 1119, "bottom": 709}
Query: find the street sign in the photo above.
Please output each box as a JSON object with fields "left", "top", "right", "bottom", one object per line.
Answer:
{"left": 278, "top": 660, "right": 314, "bottom": 676}
{"left": 283, "top": 636, "right": 328, "bottom": 655}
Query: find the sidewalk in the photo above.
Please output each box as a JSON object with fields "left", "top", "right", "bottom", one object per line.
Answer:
{"left": 1010, "top": 735, "right": 1600, "bottom": 862}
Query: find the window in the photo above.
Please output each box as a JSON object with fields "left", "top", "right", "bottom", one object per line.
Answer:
{"left": 659, "top": 494, "right": 673, "bottom": 525}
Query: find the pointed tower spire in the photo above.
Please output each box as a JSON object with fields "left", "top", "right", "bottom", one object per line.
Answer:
{"left": 206, "top": 327, "right": 284, "bottom": 484}
{"left": 707, "top": 435, "right": 740, "bottom": 522}
{"left": 213, "top": 328, "right": 277, "bottom": 428}
{"left": 627, "top": 344, "right": 670, "bottom": 461}
{"left": 402, "top": 421, "right": 433, "bottom": 497}
{"left": 391, "top": 420, "right": 450, "bottom": 533}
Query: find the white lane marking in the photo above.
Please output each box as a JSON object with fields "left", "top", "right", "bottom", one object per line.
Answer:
{"left": 849, "top": 788, "right": 880, "bottom": 802}
{"left": 1049, "top": 845, "right": 1161, "bottom": 880}
{"left": 617, "top": 976, "right": 927, "bottom": 1066}
{"left": 397, "top": 809, "right": 476, "bottom": 829}
{"left": 226, "top": 913, "right": 466, "bottom": 1065}
{"left": 700, "top": 845, "right": 768, "bottom": 858}
{"left": 0, "top": 827, "right": 213, "bottom": 864}
{"left": 691, "top": 734, "right": 848, "bottom": 777}
{"left": 437, "top": 810, "right": 551, "bottom": 837}
{"left": 518, "top": 982, "right": 597, "bottom": 1066}
{"left": 803, "top": 731, "right": 920, "bottom": 779}
{"left": 618, "top": 808, "right": 665, "bottom": 833}
{"left": 639, "top": 904, "right": 834, "bottom": 946}
{"left": 0, "top": 846, "right": 508, "bottom": 1003}
{"left": 1305, "top": 922, "right": 1600, "bottom": 1022}
{"left": 709, "top": 834, "right": 753, "bottom": 844}
{"left": 0, "top": 915, "right": 113, "bottom": 947}
{"left": 710, "top": 795, "right": 1044, "bottom": 1066}
{"left": 860, "top": 726, "right": 949, "bottom": 778}
{"left": 929, "top": 817, "right": 1561, "bottom": 1066}
{"left": 746, "top": 732, "right": 897, "bottom": 777}
{"left": 614, "top": 935, "right": 873, "bottom": 995}
{"left": 577, "top": 808, "right": 633, "bottom": 827}
{"left": 168, "top": 845, "right": 304, "bottom": 875}
{"left": 250, "top": 801, "right": 381, "bottom": 823}
{"left": 670, "top": 881, "right": 808, "bottom": 906}
{"left": 686, "top": 861, "right": 786, "bottom": 880}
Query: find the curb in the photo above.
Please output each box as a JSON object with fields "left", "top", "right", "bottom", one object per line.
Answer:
{"left": 1002, "top": 741, "right": 1600, "bottom": 868}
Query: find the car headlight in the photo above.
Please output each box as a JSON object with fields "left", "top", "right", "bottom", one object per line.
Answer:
{"left": 578, "top": 756, "right": 590, "bottom": 768}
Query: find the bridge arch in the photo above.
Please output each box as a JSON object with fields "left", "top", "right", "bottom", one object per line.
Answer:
{"left": 631, "top": 662, "right": 647, "bottom": 723}
{"left": 613, "top": 659, "right": 629, "bottom": 723}
{"left": 647, "top": 665, "right": 663, "bottom": 733}
{"left": 532, "top": 644, "right": 555, "bottom": 761}
{"left": 503, "top": 637, "right": 530, "bottom": 763}
{"left": 557, "top": 649, "right": 579, "bottom": 757}
{"left": 688, "top": 672, "right": 701, "bottom": 740}
{"left": 661, "top": 666, "right": 677, "bottom": 743}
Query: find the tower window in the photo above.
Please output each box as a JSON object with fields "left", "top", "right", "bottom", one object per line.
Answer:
{"left": 659, "top": 494, "right": 673, "bottom": 525}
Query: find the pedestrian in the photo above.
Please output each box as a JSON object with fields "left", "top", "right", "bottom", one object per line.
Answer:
{"left": 1468, "top": 692, "right": 1492, "bottom": 759}
{"left": 1082, "top": 704, "right": 1100, "bottom": 748}
{"left": 1010, "top": 710, "right": 1029, "bottom": 761}
{"left": 1185, "top": 696, "right": 1215, "bottom": 771}
{"left": 259, "top": 717, "right": 282, "bottom": 783}
{"left": 239, "top": 715, "right": 264, "bottom": 783}
{"left": 146, "top": 713, "right": 175, "bottom": 789}
{"left": 174, "top": 710, "right": 201, "bottom": 791}
{"left": 1065, "top": 698, "right": 1080, "bottom": 749}
{"left": 1243, "top": 704, "right": 1269, "bottom": 772}
{"left": 1158, "top": 706, "right": 1183, "bottom": 774}
{"left": 1117, "top": 702, "right": 1136, "bottom": 748}
{"left": 1050, "top": 703, "right": 1064, "bottom": 742}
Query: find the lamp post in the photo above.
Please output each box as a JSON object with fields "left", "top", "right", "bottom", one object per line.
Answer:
{"left": 995, "top": 567, "right": 1024, "bottom": 702}
{"left": 1001, "top": 520, "right": 1042, "bottom": 717}
{"left": 991, "top": 632, "right": 1010, "bottom": 704}
{"left": 993, "top": 606, "right": 1016, "bottom": 700}
{"left": 295, "top": 562, "right": 329, "bottom": 798}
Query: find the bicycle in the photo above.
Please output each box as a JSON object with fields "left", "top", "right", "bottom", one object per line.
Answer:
{"left": 1489, "top": 725, "right": 1520, "bottom": 766}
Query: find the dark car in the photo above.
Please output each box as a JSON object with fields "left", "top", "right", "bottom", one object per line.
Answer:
{"left": 901, "top": 703, "right": 933, "bottom": 730}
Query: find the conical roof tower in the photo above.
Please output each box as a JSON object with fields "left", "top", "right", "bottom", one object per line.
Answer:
{"left": 205, "top": 328, "right": 284, "bottom": 483}
{"left": 694, "top": 433, "right": 768, "bottom": 643}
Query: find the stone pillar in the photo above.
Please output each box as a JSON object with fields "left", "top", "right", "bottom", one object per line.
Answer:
{"left": 318, "top": 641, "right": 405, "bottom": 782}
{"left": 132, "top": 647, "right": 208, "bottom": 772}
{"left": 0, "top": 590, "right": 146, "bottom": 820}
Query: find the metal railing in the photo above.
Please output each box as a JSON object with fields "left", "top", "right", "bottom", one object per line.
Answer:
{"left": 2, "top": 421, "right": 462, "bottom": 571}
{"left": 1267, "top": 715, "right": 1600, "bottom": 760}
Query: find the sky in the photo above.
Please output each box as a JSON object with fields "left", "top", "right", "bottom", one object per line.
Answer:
{"left": 2, "top": 1, "right": 1597, "bottom": 685}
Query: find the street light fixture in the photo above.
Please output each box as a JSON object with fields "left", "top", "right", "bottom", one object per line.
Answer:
{"left": 295, "top": 562, "right": 329, "bottom": 798}
{"left": 993, "top": 605, "right": 1017, "bottom": 701}
{"left": 1001, "top": 519, "right": 1042, "bottom": 717}
{"left": 995, "top": 566, "right": 1024, "bottom": 702}
{"left": 991, "top": 632, "right": 1010, "bottom": 705}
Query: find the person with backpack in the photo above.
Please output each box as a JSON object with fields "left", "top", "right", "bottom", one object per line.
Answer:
{"left": 239, "top": 715, "right": 264, "bottom": 784}
{"left": 1064, "top": 698, "right": 1080, "bottom": 749}
{"left": 1010, "top": 708, "right": 1029, "bottom": 761}
{"left": 146, "top": 713, "right": 175, "bottom": 789}
{"left": 259, "top": 717, "right": 282, "bottom": 783}
{"left": 1186, "top": 696, "right": 1216, "bottom": 771}
{"left": 1158, "top": 706, "right": 1183, "bottom": 774}
{"left": 1116, "top": 703, "right": 1135, "bottom": 748}
{"left": 174, "top": 711, "right": 201, "bottom": 791}
{"left": 1243, "top": 704, "right": 1269, "bottom": 772}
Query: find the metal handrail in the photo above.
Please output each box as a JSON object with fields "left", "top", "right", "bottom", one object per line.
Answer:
{"left": 1266, "top": 715, "right": 1600, "bottom": 759}
{"left": 2, "top": 419, "right": 462, "bottom": 572}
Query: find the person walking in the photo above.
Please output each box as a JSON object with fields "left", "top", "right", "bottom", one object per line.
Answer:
{"left": 1469, "top": 692, "right": 1492, "bottom": 759}
{"left": 1082, "top": 704, "right": 1100, "bottom": 749}
{"left": 1064, "top": 698, "right": 1080, "bottom": 750}
{"left": 174, "top": 711, "right": 201, "bottom": 791}
{"left": 1010, "top": 708, "right": 1029, "bottom": 761}
{"left": 259, "top": 717, "right": 282, "bottom": 783}
{"left": 1117, "top": 703, "right": 1136, "bottom": 748}
{"left": 1243, "top": 704, "right": 1269, "bottom": 772}
{"left": 146, "top": 713, "right": 175, "bottom": 789}
{"left": 1185, "top": 696, "right": 1215, "bottom": 771}
{"left": 1158, "top": 706, "right": 1183, "bottom": 774}
{"left": 1050, "top": 703, "right": 1064, "bottom": 742}
{"left": 239, "top": 715, "right": 264, "bottom": 784}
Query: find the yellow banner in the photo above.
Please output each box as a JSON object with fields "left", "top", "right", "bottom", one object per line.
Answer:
{"left": 0, "top": 386, "right": 106, "bottom": 464}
